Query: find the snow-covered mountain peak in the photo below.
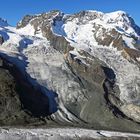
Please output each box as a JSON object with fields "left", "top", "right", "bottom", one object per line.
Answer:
{"left": 16, "top": 10, "right": 140, "bottom": 39}
{"left": 103, "top": 10, "right": 129, "bottom": 24}
{"left": 16, "top": 10, "right": 63, "bottom": 29}
{"left": 1, "top": 10, "right": 140, "bottom": 127}
{"left": 105, "top": 10, "right": 128, "bottom": 18}
{"left": 72, "top": 10, "right": 129, "bottom": 23}
{"left": 102, "top": 11, "right": 140, "bottom": 36}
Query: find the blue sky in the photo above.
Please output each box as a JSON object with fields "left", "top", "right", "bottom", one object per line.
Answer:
{"left": 0, "top": 0, "right": 139, "bottom": 26}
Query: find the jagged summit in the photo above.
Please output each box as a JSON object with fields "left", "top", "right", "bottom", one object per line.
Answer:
{"left": 16, "top": 10, "right": 140, "bottom": 38}
{"left": 16, "top": 10, "right": 63, "bottom": 29}
{"left": 66, "top": 10, "right": 140, "bottom": 37}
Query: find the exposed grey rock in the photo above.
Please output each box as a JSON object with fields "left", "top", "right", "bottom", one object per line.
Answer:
{"left": 0, "top": 35, "right": 4, "bottom": 45}
{"left": 17, "top": 15, "right": 36, "bottom": 29}
{"left": 0, "top": 56, "right": 51, "bottom": 126}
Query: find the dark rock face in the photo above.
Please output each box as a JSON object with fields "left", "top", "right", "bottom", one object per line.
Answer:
{"left": 42, "top": 26, "right": 74, "bottom": 54}
{"left": 17, "top": 10, "right": 61, "bottom": 29}
{"left": 0, "top": 35, "right": 4, "bottom": 45}
{"left": 0, "top": 67, "right": 20, "bottom": 125}
{"left": 0, "top": 56, "right": 51, "bottom": 125}
{"left": 63, "top": 10, "right": 103, "bottom": 25}
{"left": 16, "top": 15, "right": 36, "bottom": 29}
{"left": 94, "top": 27, "right": 126, "bottom": 50}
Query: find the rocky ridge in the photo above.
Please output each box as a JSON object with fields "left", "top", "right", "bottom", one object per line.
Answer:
{"left": 0, "top": 56, "right": 49, "bottom": 126}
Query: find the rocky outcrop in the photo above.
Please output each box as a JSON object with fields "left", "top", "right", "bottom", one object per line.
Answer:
{"left": 122, "top": 47, "right": 140, "bottom": 61}
{"left": 16, "top": 15, "right": 36, "bottom": 29}
{"left": 42, "top": 26, "right": 74, "bottom": 53}
{"left": 94, "top": 27, "right": 126, "bottom": 50}
{"left": 0, "top": 35, "right": 4, "bottom": 45}
{"left": 0, "top": 56, "right": 51, "bottom": 126}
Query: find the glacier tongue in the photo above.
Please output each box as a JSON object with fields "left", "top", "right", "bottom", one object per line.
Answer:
{"left": 24, "top": 40, "right": 86, "bottom": 123}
